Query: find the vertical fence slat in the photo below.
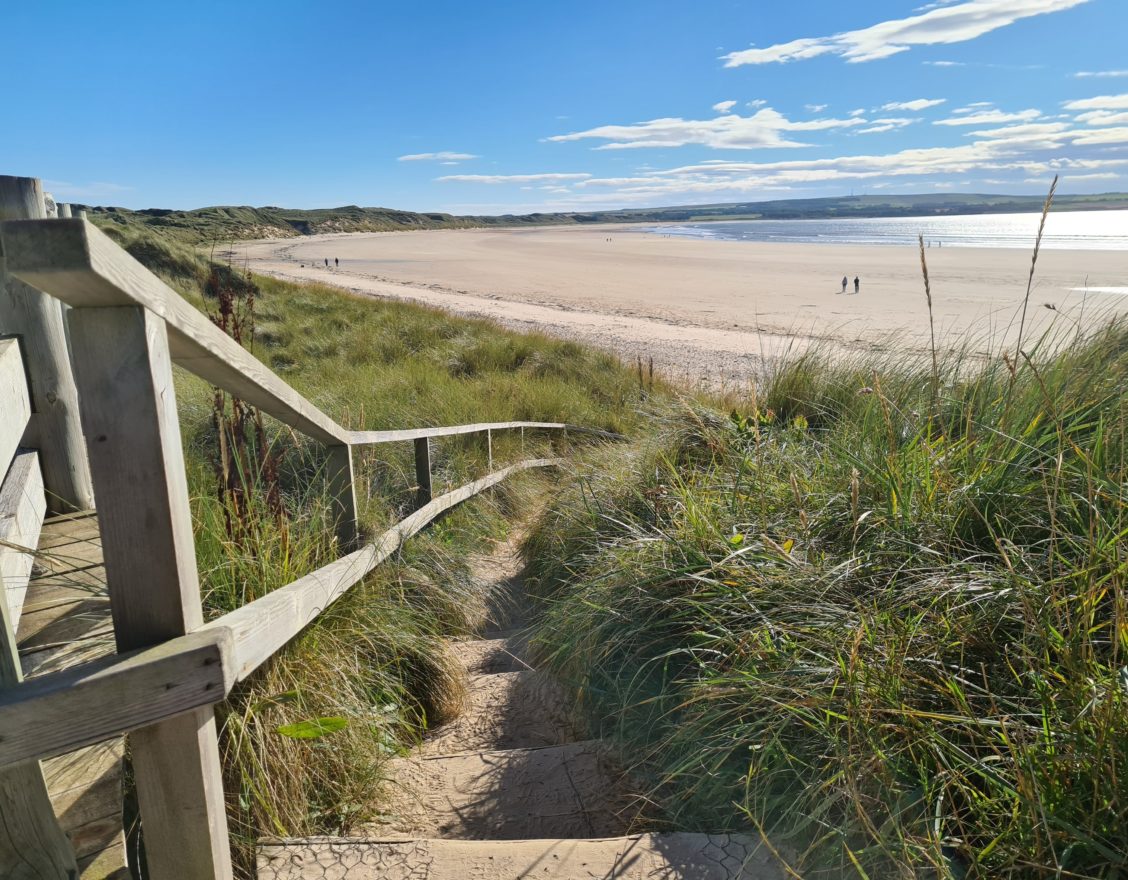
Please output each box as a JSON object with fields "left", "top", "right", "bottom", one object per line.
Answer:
{"left": 67, "top": 304, "right": 232, "bottom": 880}
{"left": 0, "top": 176, "right": 94, "bottom": 514}
{"left": 414, "top": 436, "right": 432, "bottom": 507}
{"left": 326, "top": 444, "right": 358, "bottom": 551}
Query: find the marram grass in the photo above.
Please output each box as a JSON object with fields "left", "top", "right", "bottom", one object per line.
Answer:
{"left": 525, "top": 317, "right": 1128, "bottom": 878}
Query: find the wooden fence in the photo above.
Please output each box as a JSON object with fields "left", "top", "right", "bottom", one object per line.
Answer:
{"left": 0, "top": 176, "right": 615, "bottom": 879}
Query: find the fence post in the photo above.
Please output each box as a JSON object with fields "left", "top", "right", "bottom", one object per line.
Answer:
{"left": 414, "top": 437, "right": 432, "bottom": 507}
{"left": 326, "top": 444, "right": 358, "bottom": 551}
{"left": 57, "top": 203, "right": 72, "bottom": 218}
{"left": 486, "top": 428, "right": 493, "bottom": 471}
{"left": 0, "top": 175, "right": 94, "bottom": 514}
{"left": 66, "top": 305, "right": 233, "bottom": 880}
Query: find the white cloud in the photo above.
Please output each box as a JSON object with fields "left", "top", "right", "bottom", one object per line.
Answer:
{"left": 925, "top": 60, "right": 965, "bottom": 66}
{"left": 397, "top": 151, "right": 479, "bottom": 162}
{"left": 713, "top": 100, "right": 738, "bottom": 113}
{"left": 722, "top": 0, "right": 1089, "bottom": 66}
{"left": 547, "top": 107, "right": 867, "bottom": 151}
{"left": 805, "top": 103, "right": 829, "bottom": 112}
{"left": 1063, "top": 93, "right": 1128, "bottom": 110}
{"left": 880, "top": 98, "right": 946, "bottom": 111}
{"left": 437, "top": 172, "right": 592, "bottom": 184}
{"left": 1074, "top": 110, "right": 1128, "bottom": 126}
{"left": 934, "top": 108, "right": 1042, "bottom": 125}
{"left": 858, "top": 117, "right": 921, "bottom": 133}
{"left": 747, "top": 99, "right": 768, "bottom": 108}
{"left": 1074, "top": 70, "right": 1128, "bottom": 78}
{"left": 849, "top": 108, "right": 867, "bottom": 116}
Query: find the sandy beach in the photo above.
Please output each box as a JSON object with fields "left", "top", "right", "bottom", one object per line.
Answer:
{"left": 234, "top": 225, "right": 1128, "bottom": 389}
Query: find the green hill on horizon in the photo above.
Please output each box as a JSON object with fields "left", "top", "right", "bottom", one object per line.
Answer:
{"left": 78, "top": 190, "right": 1128, "bottom": 244}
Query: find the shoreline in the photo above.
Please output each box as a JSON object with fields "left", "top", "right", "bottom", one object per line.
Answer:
{"left": 231, "top": 226, "right": 1128, "bottom": 389}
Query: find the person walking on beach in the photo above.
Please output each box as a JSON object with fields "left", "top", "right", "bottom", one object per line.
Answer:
{"left": 853, "top": 276, "right": 860, "bottom": 295}
{"left": 841, "top": 275, "right": 848, "bottom": 294}
{"left": 324, "top": 258, "right": 329, "bottom": 268}
{"left": 334, "top": 257, "right": 339, "bottom": 267}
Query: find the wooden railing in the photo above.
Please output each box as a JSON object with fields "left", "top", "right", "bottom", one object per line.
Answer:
{"left": 0, "top": 181, "right": 617, "bottom": 880}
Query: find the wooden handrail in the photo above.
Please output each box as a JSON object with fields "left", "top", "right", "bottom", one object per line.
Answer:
{"left": 0, "top": 458, "right": 561, "bottom": 768}
{"left": 0, "top": 218, "right": 350, "bottom": 446}
{"left": 350, "top": 421, "right": 622, "bottom": 445}
{"left": 0, "top": 629, "right": 233, "bottom": 767}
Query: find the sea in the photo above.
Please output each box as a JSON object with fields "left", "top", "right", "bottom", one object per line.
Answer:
{"left": 639, "top": 209, "right": 1128, "bottom": 251}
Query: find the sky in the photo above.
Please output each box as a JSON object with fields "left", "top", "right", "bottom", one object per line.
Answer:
{"left": 6, "top": 0, "right": 1128, "bottom": 213}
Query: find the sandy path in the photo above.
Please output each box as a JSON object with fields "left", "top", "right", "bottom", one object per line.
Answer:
{"left": 232, "top": 226, "right": 1128, "bottom": 388}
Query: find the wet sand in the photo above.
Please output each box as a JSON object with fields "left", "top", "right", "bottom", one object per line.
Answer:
{"left": 233, "top": 225, "right": 1128, "bottom": 389}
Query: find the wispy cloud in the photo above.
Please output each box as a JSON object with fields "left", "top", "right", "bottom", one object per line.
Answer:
{"left": 398, "top": 151, "right": 479, "bottom": 162}
{"left": 1073, "top": 70, "right": 1128, "bottom": 78}
{"left": 880, "top": 98, "right": 946, "bottom": 111}
{"left": 805, "top": 103, "right": 829, "bottom": 113}
{"left": 712, "top": 100, "right": 737, "bottom": 113}
{"left": 858, "top": 118, "right": 921, "bottom": 133}
{"left": 722, "top": 0, "right": 1089, "bottom": 66}
{"left": 934, "top": 108, "right": 1042, "bottom": 125}
{"left": 1064, "top": 93, "right": 1128, "bottom": 110}
{"left": 437, "top": 173, "right": 592, "bottom": 184}
{"left": 547, "top": 107, "right": 867, "bottom": 151}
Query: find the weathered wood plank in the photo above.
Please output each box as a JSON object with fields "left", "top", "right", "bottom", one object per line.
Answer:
{"left": 0, "top": 177, "right": 95, "bottom": 514}
{"left": 0, "top": 628, "right": 233, "bottom": 768}
{"left": 0, "top": 339, "right": 31, "bottom": 474}
{"left": 77, "top": 840, "right": 130, "bottom": 880}
{"left": 0, "top": 218, "right": 349, "bottom": 446}
{"left": 350, "top": 420, "right": 622, "bottom": 445}
{"left": 202, "top": 458, "right": 560, "bottom": 683}
{"left": 0, "top": 454, "right": 78, "bottom": 877}
{"left": 0, "top": 449, "right": 46, "bottom": 629}
{"left": 67, "top": 304, "right": 233, "bottom": 880}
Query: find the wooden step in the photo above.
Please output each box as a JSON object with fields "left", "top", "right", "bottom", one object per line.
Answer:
{"left": 369, "top": 742, "right": 633, "bottom": 840}
{"left": 257, "top": 833, "right": 785, "bottom": 879}
{"left": 420, "top": 671, "right": 574, "bottom": 756}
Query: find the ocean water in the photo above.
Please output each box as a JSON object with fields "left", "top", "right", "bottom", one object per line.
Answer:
{"left": 640, "top": 209, "right": 1128, "bottom": 251}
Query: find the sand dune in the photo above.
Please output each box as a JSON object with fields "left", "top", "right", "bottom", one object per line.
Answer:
{"left": 233, "top": 225, "right": 1128, "bottom": 389}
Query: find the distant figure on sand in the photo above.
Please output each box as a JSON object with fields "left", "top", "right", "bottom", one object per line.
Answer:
{"left": 335, "top": 257, "right": 339, "bottom": 267}
{"left": 324, "top": 258, "right": 329, "bottom": 267}
{"left": 841, "top": 275, "right": 848, "bottom": 294}
{"left": 854, "top": 276, "right": 860, "bottom": 294}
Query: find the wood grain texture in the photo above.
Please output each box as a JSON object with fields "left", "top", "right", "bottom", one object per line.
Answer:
{"left": 66, "top": 304, "right": 233, "bottom": 880}
{"left": 0, "top": 339, "right": 31, "bottom": 474}
{"left": 202, "top": 458, "right": 561, "bottom": 684}
{"left": 0, "top": 218, "right": 349, "bottom": 446}
{"left": 0, "top": 628, "right": 234, "bottom": 766}
{"left": 0, "top": 178, "right": 95, "bottom": 514}
{"left": 0, "top": 427, "right": 78, "bottom": 877}
{"left": 0, "top": 449, "right": 46, "bottom": 629}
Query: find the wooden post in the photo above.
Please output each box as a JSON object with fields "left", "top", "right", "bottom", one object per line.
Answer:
{"left": 66, "top": 305, "right": 233, "bottom": 880}
{"left": 486, "top": 428, "right": 493, "bottom": 471}
{"left": 57, "top": 203, "right": 72, "bottom": 219}
{"left": 414, "top": 437, "right": 432, "bottom": 508}
{"left": 0, "top": 176, "right": 94, "bottom": 514}
{"left": 326, "top": 443, "right": 358, "bottom": 552}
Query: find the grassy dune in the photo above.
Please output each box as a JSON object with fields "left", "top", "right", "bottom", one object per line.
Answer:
{"left": 524, "top": 322, "right": 1128, "bottom": 877}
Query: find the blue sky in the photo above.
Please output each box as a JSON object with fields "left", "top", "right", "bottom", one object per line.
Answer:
{"left": 7, "top": 0, "right": 1128, "bottom": 213}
